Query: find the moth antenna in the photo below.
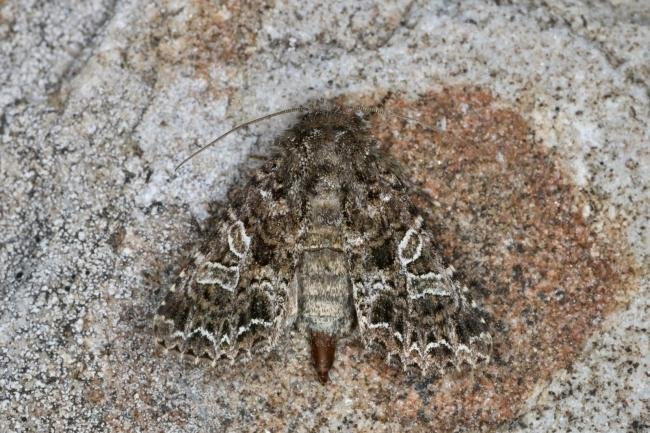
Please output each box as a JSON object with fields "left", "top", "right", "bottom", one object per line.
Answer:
{"left": 175, "top": 106, "right": 308, "bottom": 171}
{"left": 347, "top": 105, "right": 436, "bottom": 131}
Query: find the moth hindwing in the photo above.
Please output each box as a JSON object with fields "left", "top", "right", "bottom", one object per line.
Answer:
{"left": 153, "top": 103, "right": 492, "bottom": 383}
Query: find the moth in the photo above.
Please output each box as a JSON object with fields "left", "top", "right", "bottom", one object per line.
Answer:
{"left": 153, "top": 101, "right": 491, "bottom": 383}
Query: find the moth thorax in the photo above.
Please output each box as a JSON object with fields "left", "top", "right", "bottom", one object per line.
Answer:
{"left": 308, "top": 179, "right": 343, "bottom": 223}
{"left": 303, "top": 177, "right": 345, "bottom": 247}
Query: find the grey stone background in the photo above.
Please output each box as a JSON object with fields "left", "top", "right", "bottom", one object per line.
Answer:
{"left": 0, "top": 0, "right": 647, "bottom": 432}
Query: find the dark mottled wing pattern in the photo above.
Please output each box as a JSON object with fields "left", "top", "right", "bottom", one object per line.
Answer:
{"left": 153, "top": 160, "right": 296, "bottom": 365}
{"left": 349, "top": 153, "right": 491, "bottom": 376}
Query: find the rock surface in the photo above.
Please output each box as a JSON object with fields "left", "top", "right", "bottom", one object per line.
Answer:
{"left": 1, "top": 1, "right": 647, "bottom": 432}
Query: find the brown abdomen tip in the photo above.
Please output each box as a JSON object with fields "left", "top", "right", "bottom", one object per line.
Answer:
{"left": 310, "top": 331, "right": 336, "bottom": 384}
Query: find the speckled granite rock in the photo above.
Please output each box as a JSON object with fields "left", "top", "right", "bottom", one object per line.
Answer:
{"left": 0, "top": 1, "right": 647, "bottom": 432}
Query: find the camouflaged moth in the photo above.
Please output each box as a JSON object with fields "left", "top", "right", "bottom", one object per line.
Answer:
{"left": 153, "top": 101, "right": 491, "bottom": 383}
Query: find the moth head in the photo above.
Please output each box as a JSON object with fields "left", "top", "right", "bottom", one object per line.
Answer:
{"left": 175, "top": 101, "right": 433, "bottom": 171}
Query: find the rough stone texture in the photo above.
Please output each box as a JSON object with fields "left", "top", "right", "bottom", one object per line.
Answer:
{"left": 0, "top": 1, "right": 647, "bottom": 432}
